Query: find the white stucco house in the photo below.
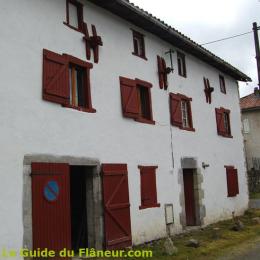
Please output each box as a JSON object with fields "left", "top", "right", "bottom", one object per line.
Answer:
{"left": 0, "top": 0, "right": 252, "bottom": 257}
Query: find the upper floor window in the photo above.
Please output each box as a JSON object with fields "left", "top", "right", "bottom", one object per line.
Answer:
{"left": 169, "top": 93, "right": 195, "bottom": 131}
{"left": 219, "top": 75, "right": 226, "bottom": 94}
{"left": 132, "top": 30, "right": 147, "bottom": 60}
{"left": 177, "top": 51, "right": 187, "bottom": 77}
{"left": 120, "top": 77, "right": 154, "bottom": 125}
{"left": 42, "top": 49, "right": 96, "bottom": 113}
{"left": 215, "top": 107, "right": 232, "bottom": 137}
{"left": 64, "top": 0, "right": 84, "bottom": 32}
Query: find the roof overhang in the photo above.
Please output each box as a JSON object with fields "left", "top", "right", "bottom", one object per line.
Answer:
{"left": 87, "top": 0, "right": 251, "bottom": 82}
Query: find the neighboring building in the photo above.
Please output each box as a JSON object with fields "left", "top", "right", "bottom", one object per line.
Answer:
{"left": 240, "top": 89, "right": 260, "bottom": 170}
{"left": 0, "top": 0, "right": 251, "bottom": 257}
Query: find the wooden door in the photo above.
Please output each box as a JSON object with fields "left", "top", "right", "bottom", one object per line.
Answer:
{"left": 102, "top": 164, "right": 132, "bottom": 249}
{"left": 183, "top": 169, "right": 196, "bottom": 226}
{"left": 31, "top": 163, "right": 71, "bottom": 259}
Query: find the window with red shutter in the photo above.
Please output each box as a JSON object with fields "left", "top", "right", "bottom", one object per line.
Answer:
{"left": 157, "top": 56, "right": 168, "bottom": 90}
{"left": 169, "top": 93, "right": 195, "bottom": 131}
{"left": 215, "top": 107, "right": 232, "bottom": 137}
{"left": 138, "top": 166, "right": 160, "bottom": 210}
{"left": 120, "top": 77, "right": 155, "bottom": 125}
{"left": 131, "top": 30, "right": 147, "bottom": 60}
{"left": 43, "top": 49, "right": 96, "bottom": 113}
{"left": 64, "top": 0, "right": 84, "bottom": 32}
{"left": 225, "top": 166, "right": 239, "bottom": 197}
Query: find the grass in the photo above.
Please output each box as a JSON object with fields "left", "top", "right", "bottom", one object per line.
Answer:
{"left": 130, "top": 209, "right": 260, "bottom": 259}
{"left": 249, "top": 192, "right": 260, "bottom": 199}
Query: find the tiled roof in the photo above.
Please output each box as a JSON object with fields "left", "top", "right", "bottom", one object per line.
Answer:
{"left": 88, "top": 0, "right": 251, "bottom": 82}
{"left": 240, "top": 93, "right": 260, "bottom": 111}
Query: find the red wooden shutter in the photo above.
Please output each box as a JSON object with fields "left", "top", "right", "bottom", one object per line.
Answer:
{"left": 102, "top": 164, "right": 132, "bottom": 249}
{"left": 170, "top": 93, "right": 182, "bottom": 127}
{"left": 31, "top": 163, "right": 71, "bottom": 259}
{"left": 157, "top": 56, "right": 164, "bottom": 89}
{"left": 215, "top": 108, "right": 225, "bottom": 135}
{"left": 43, "top": 49, "right": 69, "bottom": 105}
{"left": 120, "top": 77, "right": 139, "bottom": 118}
{"left": 226, "top": 167, "right": 239, "bottom": 197}
{"left": 162, "top": 58, "right": 168, "bottom": 90}
{"left": 139, "top": 166, "right": 159, "bottom": 209}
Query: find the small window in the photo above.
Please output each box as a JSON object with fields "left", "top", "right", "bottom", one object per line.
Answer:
{"left": 177, "top": 52, "right": 186, "bottom": 77}
{"left": 132, "top": 30, "right": 147, "bottom": 60}
{"left": 42, "top": 49, "right": 96, "bottom": 113}
{"left": 169, "top": 93, "right": 195, "bottom": 131}
{"left": 120, "top": 77, "right": 155, "bottom": 124}
{"left": 243, "top": 118, "right": 250, "bottom": 134}
{"left": 138, "top": 166, "right": 160, "bottom": 210}
{"left": 219, "top": 75, "right": 226, "bottom": 94}
{"left": 69, "top": 64, "right": 87, "bottom": 108}
{"left": 225, "top": 166, "right": 239, "bottom": 197}
{"left": 65, "top": 0, "right": 84, "bottom": 32}
{"left": 215, "top": 108, "right": 232, "bottom": 137}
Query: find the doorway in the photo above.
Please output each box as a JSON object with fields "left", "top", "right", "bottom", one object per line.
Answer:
{"left": 183, "top": 169, "right": 196, "bottom": 226}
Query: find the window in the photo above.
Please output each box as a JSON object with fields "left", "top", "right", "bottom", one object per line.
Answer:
{"left": 243, "top": 118, "right": 250, "bottom": 134}
{"left": 120, "top": 77, "right": 155, "bottom": 124}
{"left": 215, "top": 107, "right": 232, "bottom": 137}
{"left": 169, "top": 93, "right": 195, "bottom": 131}
{"left": 132, "top": 30, "right": 147, "bottom": 60}
{"left": 43, "top": 49, "right": 96, "bottom": 113}
{"left": 225, "top": 166, "right": 239, "bottom": 197}
{"left": 138, "top": 166, "right": 160, "bottom": 210}
{"left": 219, "top": 75, "right": 226, "bottom": 94}
{"left": 177, "top": 51, "right": 186, "bottom": 77}
{"left": 64, "top": 0, "right": 84, "bottom": 32}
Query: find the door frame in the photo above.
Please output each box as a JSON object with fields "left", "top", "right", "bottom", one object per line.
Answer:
{"left": 23, "top": 154, "right": 104, "bottom": 251}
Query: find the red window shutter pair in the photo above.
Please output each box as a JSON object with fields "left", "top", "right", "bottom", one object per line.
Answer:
{"left": 169, "top": 93, "right": 194, "bottom": 130}
{"left": 203, "top": 77, "right": 214, "bottom": 104}
{"left": 215, "top": 108, "right": 231, "bottom": 137}
{"left": 225, "top": 166, "right": 239, "bottom": 197}
{"left": 157, "top": 56, "right": 168, "bottom": 90}
{"left": 43, "top": 49, "right": 94, "bottom": 111}
{"left": 139, "top": 166, "right": 160, "bottom": 209}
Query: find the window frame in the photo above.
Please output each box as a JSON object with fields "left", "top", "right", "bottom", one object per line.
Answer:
{"left": 219, "top": 75, "right": 226, "bottom": 94}
{"left": 131, "top": 30, "right": 147, "bottom": 60}
{"left": 177, "top": 51, "right": 187, "bottom": 78}
{"left": 138, "top": 166, "right": 160, "bottom": 210}
{"left": 64, "top": 0, "right": 84, "bottom": 33}
{"left": 215, "top": 107, "right": 232, "bottom": 138}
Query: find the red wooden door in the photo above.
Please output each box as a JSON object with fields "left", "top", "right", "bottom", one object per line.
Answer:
{"left": 183, "top": 169, "right": 196, "bottom": 226}
{"left": 31, "top": 163, "right": 71, "bottom": 259}
{"left": 102, "top": 164, "right": 132, "bottom": 249}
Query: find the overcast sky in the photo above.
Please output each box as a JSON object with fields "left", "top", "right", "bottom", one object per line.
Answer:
{"left": 130, "top": 0, "right": 260, "bottom": 97}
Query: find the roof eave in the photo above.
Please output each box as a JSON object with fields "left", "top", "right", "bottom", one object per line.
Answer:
{"left": 87, "top": 0, "right": 251, "bottom": 82}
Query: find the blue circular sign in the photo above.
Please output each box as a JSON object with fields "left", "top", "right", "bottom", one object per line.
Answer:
{"left": 44, "top": 181, "right": 59, "bottom": 202}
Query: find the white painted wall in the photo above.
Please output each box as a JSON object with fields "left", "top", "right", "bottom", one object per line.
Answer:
{"left": 0, "top": 0, "right": 248, "bottom": 254}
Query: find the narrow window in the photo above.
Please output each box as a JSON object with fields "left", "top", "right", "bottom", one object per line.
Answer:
{"left": 181, "top": 100, "right": 190, "bottom": 128}
{"left": 139, "top": 166, "right": 160, "bottom": 210}
{"left": 65, "top": 0, "right": 84, "bottom": 32}
{"left": 177, "top": 52, "right": 186, "bottom": 77}
{"left": 243, "top": 118, "right": 250, "bottom": 134}
{"left": 69, "top": 65, "right": 87, "bottom": 108}
{"left": 225, "top": 166, "right": 239, "bottom": 197}
{"left": 132, "top": 30, "right": 147, "bottom": 60}
{"left": 219, "top": 75, "right": 226, "bottom": 94}
{"left": 138, "top": 86, "right": 151, "bottom": 120}
{"left": 223, "top": 112, "right": 231, "bottom": 135}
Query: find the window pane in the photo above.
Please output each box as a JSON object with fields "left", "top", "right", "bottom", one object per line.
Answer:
{"left": 139, "top": 87, "right": 150, "bottom": 120}
{"left": 76, "top": 67, "right": 86, "bottom": 107}
{"left": 181, "top": 101, "right": 189, "bottom": 128}
{"left": 69, "top": 3, "right": 79, "bottom": 28}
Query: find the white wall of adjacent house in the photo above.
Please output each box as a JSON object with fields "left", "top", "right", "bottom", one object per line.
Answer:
{"left": 0, "top": 0, "right": 248, "bottom": 253}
